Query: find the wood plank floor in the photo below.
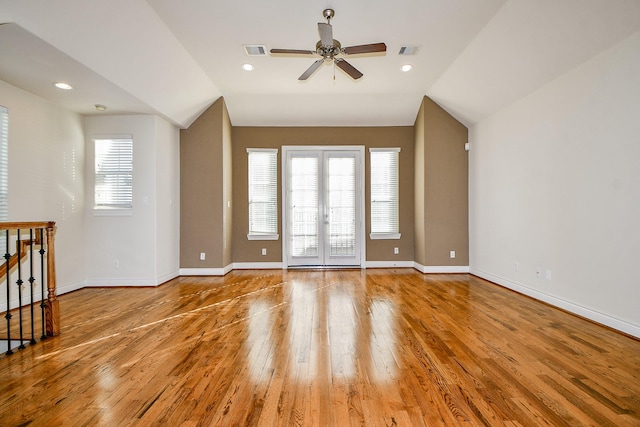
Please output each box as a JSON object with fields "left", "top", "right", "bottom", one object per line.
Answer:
{"left": 1, "top": 269, "right": 639, "bottom": 426}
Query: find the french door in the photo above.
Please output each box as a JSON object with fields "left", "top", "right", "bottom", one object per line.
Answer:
{"left": 283, "top": 147, "right": 364, "bottom": 268}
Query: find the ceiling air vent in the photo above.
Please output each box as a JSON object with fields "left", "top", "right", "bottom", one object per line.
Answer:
{"left": 398, "top": 45, "right": 420, "bottom": 56}
{"left": 244, "top": 45, "right": 267, "bottom": 56}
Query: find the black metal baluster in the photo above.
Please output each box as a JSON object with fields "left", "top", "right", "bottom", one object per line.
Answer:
{"left": 4, "top": 230, "right": 12, "bottom": 355}
{"left": 29, "top": 229, "right": 36, "bottom": 345}
{"left": 16, "top": 229, "right": 25, "bottom": 349}
{"left": 39, "top": 228, "right": 46, "bottom": 340}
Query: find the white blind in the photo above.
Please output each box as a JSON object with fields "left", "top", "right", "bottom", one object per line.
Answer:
{"left": 95, "top": 138, "right": 133, "bottom": 208}
{"left": 370, "top": 148, "right": 400, "bottom": 234}
{"left": 248, "top": 149, "right": 278, "bottom": 236}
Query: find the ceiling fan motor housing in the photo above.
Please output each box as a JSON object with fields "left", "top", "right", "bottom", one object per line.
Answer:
{"left": 316, "top": 40, "right": 342, "bottom": 59}
{"left": 269, "top": 8, "right": 386, "bottom": 81}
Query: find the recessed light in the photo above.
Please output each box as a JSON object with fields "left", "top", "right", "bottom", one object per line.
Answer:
{"left": 401, "top": 64, "right": 412, "bottom": 72}
{"left": 54, "top": 82, "right": 73, "bottom": 90}
{"left": 95, "top": 104, "right": 107, "bottom": 111}
{"left": 242, "top": 63, "right": 255, "bottom": 71}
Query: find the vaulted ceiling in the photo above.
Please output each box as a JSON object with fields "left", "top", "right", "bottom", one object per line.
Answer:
{"left": 1, "top": 1, "right": 639, "bottom": 128}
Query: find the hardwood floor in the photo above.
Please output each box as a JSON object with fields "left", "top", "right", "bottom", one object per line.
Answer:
{"left": 1, "top": 269, "right": 639, "bottom": 426}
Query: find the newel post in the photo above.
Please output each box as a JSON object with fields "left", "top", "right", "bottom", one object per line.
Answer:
{"left": 44, "top": 221, "right": 60, "bottom": 336}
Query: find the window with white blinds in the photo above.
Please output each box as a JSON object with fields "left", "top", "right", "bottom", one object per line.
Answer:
{"left": 370, "top": 148, "right": 401, "bottom": 239}
{"left": 94, "top": 137, "right": 133, "bottom": 209}
{"left": 0, "top": 106, "right": 8, "bottom": 230}
{"left": 247, "top": 148, "right": 278, "bottom": 240}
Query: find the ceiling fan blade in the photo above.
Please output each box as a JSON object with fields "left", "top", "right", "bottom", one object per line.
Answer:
{"left": 343, "top": 43, "right": 387, "bottom": 55}
{"left": 335, "top": 58, "right": 363, "bottom": 80}
{"left": 318, "top": 22, "right": 333, "bottom": 47}
{"left": 298, "top": 59, "right": 324, "bottom": 80}
{"left": 270, "top": 48, "right": 316, "bottom": 55}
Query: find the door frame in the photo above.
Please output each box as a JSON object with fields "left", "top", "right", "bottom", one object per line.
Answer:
{"left": 281, "top": 146, "right": 366, "bottom": 269}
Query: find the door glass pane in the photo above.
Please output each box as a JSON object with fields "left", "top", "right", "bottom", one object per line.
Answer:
{"left": 290, "top": 156, "right": 319, "bottom": 257}
{"left": 327, "top": 156, "right": 355, "bottom": 256}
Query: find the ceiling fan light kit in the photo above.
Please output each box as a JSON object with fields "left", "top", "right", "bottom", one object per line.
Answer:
{"left": 270, "top": 8, "right": 387, "bottom": 81}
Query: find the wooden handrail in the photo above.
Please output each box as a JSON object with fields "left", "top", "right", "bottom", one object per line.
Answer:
{"left": 0, "top": 221, "right": 55, "bottom": 231}
{"left": 0, "top": 221, "right": 59, "bottom": 339}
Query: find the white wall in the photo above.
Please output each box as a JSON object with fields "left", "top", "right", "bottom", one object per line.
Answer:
{"left": 154, "top": 117, "right": 180, "bottom": 283}
{"left": 469, "top": 31, "right": 640, "bottom": 337}
{"left": 0, "top": 81, "right": 180, "bottom": 307}
{"left": 0, "top": 80, "right": 86, "bottom": 299}
{"left": 84, "top": 115, "right": 180, "bottom": 286}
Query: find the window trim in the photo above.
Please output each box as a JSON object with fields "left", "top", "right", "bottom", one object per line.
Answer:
{"left": 369, "top": 147, "right": 401, "bottom": 240}
{"left": 93, "top": 135, "right": 133, "bottom": 215}
{"left": 370, "top": 232, "right": 401, "bottom": 240}
{"left": 247, "top": 148, "right": 279, "bottom": 241}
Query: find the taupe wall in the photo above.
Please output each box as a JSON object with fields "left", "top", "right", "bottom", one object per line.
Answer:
{"left": 180, "top": 97, "right": 232, "bottom": 268}
{"left": 222, "top": 102, "right": 233, "bottom": 267}
{"left": 179, "top": 97, "right": 469, "bottom": 269}
{"left": 232, "top": 127, "right": 415, "bottom": 263}
{"left": 415, "top": 96, "right": 469, "bottom": 266}
{"left": 414, "top": 100, "right": 426, "bottom": 264}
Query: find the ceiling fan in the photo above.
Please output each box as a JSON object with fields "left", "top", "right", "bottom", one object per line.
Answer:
{"left": 270, "top": 9, "right": 387, "bottom": 81}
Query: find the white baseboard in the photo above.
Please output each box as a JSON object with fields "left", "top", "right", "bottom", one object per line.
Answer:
{"left": 180, "top": 262, "right": 468, "bottom": 274}
{"left": 414, "top": 262, "right": 470, "bottom": 273}
{"left": 80, "top": 272, "right": 178, "bottom": 288}
{"left": 471, "top": 268, "right": 640, "bottom": 339}
{"left": 233, "top": 262, "right": 283, "bottom": 270}
{"left": 366, "top": 261, "right": 415, "bottom": 268}
{"left": 0, "top": 279, "right": 85, "bottom": 312}
{"left": 179, "top": 267, "right": 229, "bottom": 276}
{"left": 56, "top": 279, "right": 86, "bottom": 295}
{"left": 156, "top": 270, "right": 180, "bottom": 285}
{"left": 1, "top": 299, "right": 26, "bottom": 313}
{"left": 84, "top": 277, "right": 160, "bottom": 287}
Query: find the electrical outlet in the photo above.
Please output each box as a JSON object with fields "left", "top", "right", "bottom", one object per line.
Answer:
{"left": 113, "top": 260, "right": 119, "bottom": 269}
{"left": 200, "top": 252, "right": 206, "bottom": 261}
{"left": 515, "top": 262, "right": 519, "bottom": 272}
{"left": 261, "top": 248, "right": 267, "bottom": 256}
{"left": 393, "top": 247, "right": 399, "bottom": 255}
{"left": 536, "top": 267, "right": 541, "bottom": 278}
{"left": 450, "top": 250, "right": 456, "bottom": 259}
{"left": 545, "top": 270, "right": 552, "bottom": 281}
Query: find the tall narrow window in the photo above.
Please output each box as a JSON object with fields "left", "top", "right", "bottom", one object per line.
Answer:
{"left": 94, "top": 137, "right": 133, "bottom": 209}
{"left": 0, "top": 106, "right": 8, "bottom": 230}
{"left": 247, "top": 148, "right": 278, "bottom": 240}
{"left": 370, "top": 148, "right": 401, "bottom": 239}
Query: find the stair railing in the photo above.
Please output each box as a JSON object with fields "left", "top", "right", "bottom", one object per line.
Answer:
{"left": 0, "top": 221, "right": 59, "bottom": 355}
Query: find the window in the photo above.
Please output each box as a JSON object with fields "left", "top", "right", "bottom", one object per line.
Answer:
{"left": 94, "top": 137, "right": 133, "bottom": 210}
{"left": 0, "top": 106, "right": 8, "bottom": 237}
{"left": 247, "top": 148, "right": 278, "bottom": 240}
{"left": 370, "top": 148, "right": 401, "bottom": 239}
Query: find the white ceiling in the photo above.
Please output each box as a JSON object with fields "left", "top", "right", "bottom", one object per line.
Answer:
{"left": 1, "top": 0, "right": 639, "bottom": 128}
